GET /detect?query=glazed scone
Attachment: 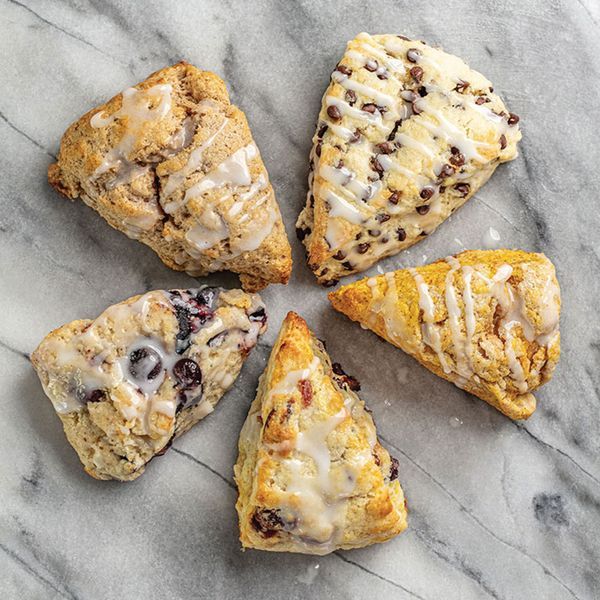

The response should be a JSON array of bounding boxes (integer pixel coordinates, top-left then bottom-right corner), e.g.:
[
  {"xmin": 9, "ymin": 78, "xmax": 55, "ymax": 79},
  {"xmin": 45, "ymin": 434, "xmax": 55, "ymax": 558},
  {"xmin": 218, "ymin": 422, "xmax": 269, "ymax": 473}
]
[
  {"xmin": 234, "ymin": 312, "xmax": 407, "ymax": 554},
  {"xmin": 31, "ymin": 287, "xmax": 267, "ymax": 481},
  {"xmin": 297, "ymin": 33, "xmax": 522, "ymax": 285},
  {"xmin": 329, "ymin": 250, "xmax": 560, "ymax": 419},
  {"xmin": 48, "ymin": 62, "xmax": 292, "ymax": 292}
]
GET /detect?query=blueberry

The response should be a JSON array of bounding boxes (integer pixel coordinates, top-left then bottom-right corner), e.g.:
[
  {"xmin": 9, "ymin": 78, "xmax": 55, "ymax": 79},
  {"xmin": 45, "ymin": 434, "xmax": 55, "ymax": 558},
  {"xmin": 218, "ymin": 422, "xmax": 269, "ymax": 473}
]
[
  {"xmin": 173, "ymin": 358, "xmax": 202, "ymax": 389},
  {"xmin": 195, "ymin": 287, "xmax": 218, "ymax": 308},
  {"xmin": 249, "ymin": 307, "xmax": 266, "ymax": 323},
  {"xmin": 128, "ymin": 347, "xmax": 162, "ymax": 381},
  {"xmin": 251, "ymin": 509, "xmax": 286, "ymax": 538},
  {"xmin": 86, "ymin": 389, "xmax": 105, "ymax": 403}
]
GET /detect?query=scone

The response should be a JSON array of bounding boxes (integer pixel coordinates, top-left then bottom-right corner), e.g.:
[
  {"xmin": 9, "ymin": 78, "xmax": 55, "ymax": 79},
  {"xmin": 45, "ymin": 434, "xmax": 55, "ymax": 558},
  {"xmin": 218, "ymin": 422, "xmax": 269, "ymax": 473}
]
[
  {"xmin": 329, "ymin": 250, "xmax": 560, "ymax": 419},
  {"xmin": 31, "ymin": 287, "xmax": 267, "ymax": 481},
  {"xmin": 297, "ymin": 33, "xmax": 522, "ymax": 285},
  {"xmin": 234, "ymin": 312, "xmax": 407, "ymax": 554},
  {"xmin": 48, "ymin": 62, "xmax": 292, "ymax": 292}
]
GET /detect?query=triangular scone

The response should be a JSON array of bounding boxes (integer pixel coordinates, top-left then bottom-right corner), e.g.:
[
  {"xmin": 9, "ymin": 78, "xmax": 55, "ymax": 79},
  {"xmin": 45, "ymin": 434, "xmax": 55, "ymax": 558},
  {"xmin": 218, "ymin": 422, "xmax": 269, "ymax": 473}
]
[
  {"xmin": 297, "ymin": 33, "xmax": 522, "ymax": 285},
  {"xmin": 31, "ymin": 287, "xmax": 267, "ymax": 481},
  {"xmin": 48, "ymin": 62, "xmax": 292, "ymax": 292},
  {"xmin": 329, "ymin": 250, "xmax": 560, "ymax": 420},
  {"xmin": 234, "ymin": 312, "xmax": 407, "ymax": 554}
]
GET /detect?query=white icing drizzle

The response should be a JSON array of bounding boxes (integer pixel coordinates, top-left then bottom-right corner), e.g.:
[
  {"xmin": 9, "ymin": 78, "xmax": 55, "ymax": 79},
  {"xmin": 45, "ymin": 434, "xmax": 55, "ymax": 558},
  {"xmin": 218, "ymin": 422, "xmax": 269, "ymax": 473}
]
[
  {"xmin": 377, "ymin": 153, "xmax": 430, "ymax": 188},
  {"xmin": 325, "ymin": 189, "xmax": 369, "ymax": 224},
  {"xmin": 163, "ymin": 143, "xmax": 258, "ymax": 214},
  {"xmin": 163, "ymin": 118, "xmax": 229, "ymax": 197},
  {"xmin": 319, "ymin": 165, "xmax": 375, "ymax": 203},
  {"xmin": 327, "ymin": 122, "xmax": 356, "ymax": 141},
  {"xmin": 394, "ymin": 132, "xmax": 436, "ymax": 159},
  {"xmin": 409, "ymin": 268, "xmax": 451, "ymax": 373},
  {"xmin": 228, "ymin": 174, "xmax": 268, "ymax": 217},
  {"xmin": 331, "ymin": 70, "xmax": 397, "ymax": 110},
  {"xmin": 91, "ymin": 84, "xmax": 173, "ymax": 181},
  {"xmin": 325, "ymin": 96, "xmax": 386, "ymax": 131}
]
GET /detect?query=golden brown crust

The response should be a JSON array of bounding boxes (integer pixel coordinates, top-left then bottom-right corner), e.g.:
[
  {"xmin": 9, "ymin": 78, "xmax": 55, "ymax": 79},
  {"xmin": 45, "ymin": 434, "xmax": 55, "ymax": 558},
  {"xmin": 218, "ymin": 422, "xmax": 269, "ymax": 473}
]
[
  {"xmin": 234, "ymin": 312, "xmax": 407, "ymax": 554},
  {"xmin": 329, "ymin": 250, "xmax": 561, "ymax": 419},
  {"xmin": 49, "ymin": 62, "xmax": 292, "ymax": 291}
]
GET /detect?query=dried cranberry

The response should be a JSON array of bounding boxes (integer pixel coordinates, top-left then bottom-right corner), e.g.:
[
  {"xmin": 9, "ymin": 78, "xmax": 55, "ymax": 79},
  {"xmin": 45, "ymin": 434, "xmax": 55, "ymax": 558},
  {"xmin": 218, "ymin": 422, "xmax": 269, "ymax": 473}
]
[
  {"xmin": 173, "ymin": 358, "xmax": 202, "ymax": 389},
  {"xmin": 389, "ymin": 457, "xmax": 399, "ymax": 481},
  {"xmin": 128, "ymin": 347, "xmax": 162, "ymax": 381},
  {"xmin": 331, "ymin": 362, "xmax": 361, "ymax": 391},
  {"xmin": 298, "ymin": 379, "xmax": 313, "ymax": 407}
]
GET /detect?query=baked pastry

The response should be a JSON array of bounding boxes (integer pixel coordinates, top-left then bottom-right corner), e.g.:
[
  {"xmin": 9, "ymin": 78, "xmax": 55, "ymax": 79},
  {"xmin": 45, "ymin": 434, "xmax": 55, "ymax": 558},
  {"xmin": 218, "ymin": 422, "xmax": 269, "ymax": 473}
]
[
  {"xmin": 329, "ymin": 250, "xmax": 560, "ymax": 419},
  {"xmin": 48, "ymin": 62, "xmax": 292, "ymax": 292},
  {"xmin": 234, "ymin": 312, "xmax": 407, "ymax": 554},
  {"xmin": 297, "ymin": 33, "xmax": 522, "ymax": 285},
  {"xmin": 31, "ymin": 286, "xmax": 267, "ymax": 481}
]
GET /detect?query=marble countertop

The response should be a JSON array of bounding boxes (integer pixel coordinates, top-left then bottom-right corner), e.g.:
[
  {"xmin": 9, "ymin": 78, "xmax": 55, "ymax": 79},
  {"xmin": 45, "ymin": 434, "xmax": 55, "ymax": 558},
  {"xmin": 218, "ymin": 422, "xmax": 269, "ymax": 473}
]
[{"xmin": 2, "ymin": 1, "xmax": 600, "ymax": 598}]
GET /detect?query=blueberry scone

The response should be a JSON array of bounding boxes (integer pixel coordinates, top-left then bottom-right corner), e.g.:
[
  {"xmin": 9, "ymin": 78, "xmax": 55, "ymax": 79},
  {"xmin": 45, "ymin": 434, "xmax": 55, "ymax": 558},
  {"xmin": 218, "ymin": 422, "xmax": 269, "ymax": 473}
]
[
  {"xmin": 234, "ymin": 312, "xmax": 407, "ymax": 554},
  {"xmin": 297, "ymin": 33, "xmax": 522, "ymax": 285},
  {"xmin": 31, "ymin": 287, "xmax": 267, "ymax": 481},
  {"xmin": 330, "ymin": 250, "xmax": 560, "ymax": 419},
  {"xmin": 48, "ymin": 62, "xmax": 292, "ymax": 292}
]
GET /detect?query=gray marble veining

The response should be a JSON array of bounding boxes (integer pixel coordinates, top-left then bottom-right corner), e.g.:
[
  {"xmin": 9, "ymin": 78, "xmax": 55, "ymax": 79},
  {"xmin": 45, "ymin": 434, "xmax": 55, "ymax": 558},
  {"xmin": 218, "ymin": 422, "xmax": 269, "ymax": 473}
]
[{"xmin": 1, "ymin": 1, "xmax": 600, "ymax": 598}]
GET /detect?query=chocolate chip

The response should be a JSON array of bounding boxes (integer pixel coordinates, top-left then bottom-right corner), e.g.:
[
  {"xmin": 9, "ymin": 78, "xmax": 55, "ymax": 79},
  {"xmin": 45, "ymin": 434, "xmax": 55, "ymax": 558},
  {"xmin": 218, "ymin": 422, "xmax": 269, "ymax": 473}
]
[
  {"xmin": 370, "ymin": 156, "xmax": 384, "ymax": 178},
  {"xmin": 380, "ymin": 236, "xmax": 389, "ymax": 244},
  {"xmin": 375, "ymin": 213, "xmax": 391, "ymax": 223},
  {"xmin": 336, "ymin": 64, "xmax": 352, "ymax": 76},
  {"xmin": 439, "ymin": 185, "xmax": 446, "ymax": 193},
  {"xmin": 251, "ymin": 509, "xmax": 286, "ymax": 537},
  {"xmin": 333, "ymin": 250, "xmax": 346, "ymax": 260},
  {"xmin": 420, "ymin": 187, "xmax": 434, "ymax": 200},
  {"xmin": 389, "ymin": 457, "xmax": 399, "ymax": 481},
  {"xmin": 416, "ymin": 205, "xmax": 430, "ymax": 215},
  {"xmin": 417, "ymin": 86, "xmax": 428, "ymax": 97},
  {"xmin": 454, "ymin": 79, "xmax": 469, "ymax": 93},
  {"xmin": 173, "ymin": 358, "xmax": 202, "ymax": 389},
  {"xmin": 388, "ymin": 191, "xmax": 401, "ymax": 205},
  {"xmin": 342, "ymin": 261, "xmax": 353, "ymax": 270},
  {"xmin": 129, "ymin": 347, "xmax": 162, "ymax": 381},
  {"xmin": 356, "ymin": 242, "xmax": 370, "ymax": 254},
  {"xmin": 323, "ymin": 279, "xmax": 339, "ymax": 287},
  {"xmin": 388, "ymin": 120, "xmax": 402, "ymax": 141},
  {"xmin": 449, "ymin": 150, "xmax": 465, "ymax": 167},
  {"xmin": 438, "ymin": 164, "xmax": 455, "ymax": 178},
  {"xmin": 362, "ymin": 103, "xmax": 378, "ymax": 114},
  {"xmin": 376, "ymin": 142, "xmax": 394, "ymax": 154},
  {"xmin": 327, "ymin": 105, "xmax": 341, "ymax": 121},
  {"xmin": 475, "ymin": 96, "xmax": 490, "ymax": 105},
  {"xmin": 397, "ymin": 35, "xmax": 411, "ymax": 41},
  {"xmin": 412, "ymin": 100, "xmax": 423, "ymax": 115},
  {"xmin": 499, "ymin": 134, "xmax": 507, "ymax": 150},
  {"xmin": 350, "ymin": 129, "xmax": 361, "ymax": 143},
  {"xmin": 410, "ymin": 66, "xmax": 424, "ymax": 82},
  {"xmin": 407, "ymin": 48, "xmax": 421, "ymax": 63},
  {"xmin": 315, "ymin": 141, "xmax": 322, "ymax": 157},
  {"xmin": 396, "ymin": 227, "xmax": 407, "ymax": 241},
  {"xmin": 377, "ymin": 69, "xmax": 389, "ymax": 80},
  {"xmin": 317, "ymin": 124, "xmax": 328, "ymax": 138},
  {"xmin": 345, "ymin": 89, "xmax": 357, "ymax": 105},
  {"xmin": 507, "ymin": 113, "xmax": 520, "ymax": 126},
  {"xmin": 454, "ymin": 183, "xmax": 470, "ymax": 197},
  {"xmin": 364, "ymin": 59, "xmax": 378, "ymax": 72},
  {"xmin": 368, "ymin": 229, "xmax": 381, "ymax": 237}
]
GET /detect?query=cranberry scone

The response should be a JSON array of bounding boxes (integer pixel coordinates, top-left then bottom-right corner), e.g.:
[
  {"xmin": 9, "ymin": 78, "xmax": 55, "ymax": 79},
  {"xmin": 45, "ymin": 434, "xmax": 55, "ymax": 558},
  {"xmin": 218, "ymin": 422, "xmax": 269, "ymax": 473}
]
[
  {"xmin": 234, "ymin": 312, "xmax": 407, "ymax": 554},
  {"xmin": 31, "ymin": 287, "xmax": 267, "ymax": 481},
  {"xmin": 330, "ymin": 250, "xmax": 560, "ymax": 419},
  {"xmin": 48, "ymin": 62, "xmax": 292, "ymax": 292},
  {"xmin": 297, "ymin": 33, "xmax": 522, "ymax": 285}
]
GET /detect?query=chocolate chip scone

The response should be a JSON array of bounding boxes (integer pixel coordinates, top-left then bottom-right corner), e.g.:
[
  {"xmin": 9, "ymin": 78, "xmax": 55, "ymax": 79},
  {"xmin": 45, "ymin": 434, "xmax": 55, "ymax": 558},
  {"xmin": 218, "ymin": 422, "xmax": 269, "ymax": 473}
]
[
  {"xmin": 48, "ymin": 62, "xmax": 292, "ymax": 292},
  {"xmin": 31, "ymin": 287, "xmax": 267, "ymax": 481},
  {"xmin": 297, "ymin": 33, "xmax": 522, "ymax": 285},
  {"xmin": 234, "ymin": 312, "xmax": 407, "ymax": 554},
  {"xmin": 330, "ymin": 250, "xmax": 560, "ymax": 419}
]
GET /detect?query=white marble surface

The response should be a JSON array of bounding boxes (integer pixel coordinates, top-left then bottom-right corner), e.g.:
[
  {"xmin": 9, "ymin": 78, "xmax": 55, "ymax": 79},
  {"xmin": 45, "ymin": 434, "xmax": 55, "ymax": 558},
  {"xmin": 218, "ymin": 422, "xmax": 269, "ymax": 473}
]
[{"xmin": 1, "ymin": 1, "xmax": 600, "ymax": 598}]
